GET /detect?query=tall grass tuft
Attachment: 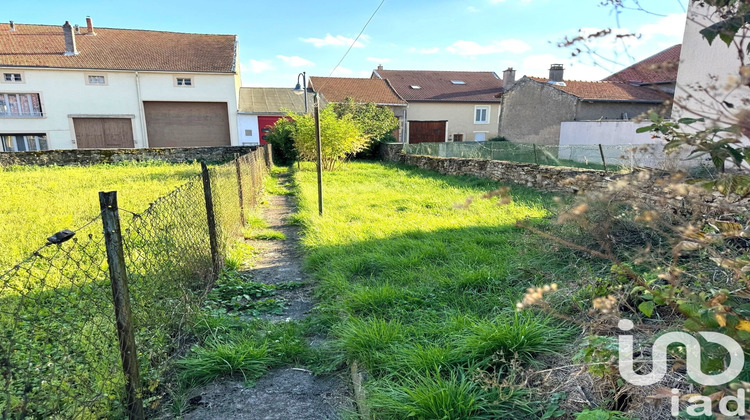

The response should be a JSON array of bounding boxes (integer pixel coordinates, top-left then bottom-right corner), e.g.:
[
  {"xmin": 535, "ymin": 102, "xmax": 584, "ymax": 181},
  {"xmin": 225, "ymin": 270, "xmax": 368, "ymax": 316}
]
[{"xmin": 177, "ymin": 338, "xmax": 271, "ymax": 386}]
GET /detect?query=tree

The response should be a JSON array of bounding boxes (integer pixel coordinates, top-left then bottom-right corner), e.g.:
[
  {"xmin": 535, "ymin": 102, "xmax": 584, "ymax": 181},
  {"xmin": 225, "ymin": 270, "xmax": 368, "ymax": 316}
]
[
  {"xmin": 266, "ymin": 117, "xmax": 297, "ymax": 165},
  {"xmin": 331, "ymin": 98, "xmax": 399, "ymax": 142},
  {"xmin": 286, "ymin": 105, "xmax": 367, "ymax": 171}
]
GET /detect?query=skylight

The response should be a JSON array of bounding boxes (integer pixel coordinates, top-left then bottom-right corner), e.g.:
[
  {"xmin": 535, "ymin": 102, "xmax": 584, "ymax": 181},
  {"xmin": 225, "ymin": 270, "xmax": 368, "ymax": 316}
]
[
  {"xmin": 451, "ymin": 80, "xmax": 466, "ymax": 85},
  {"xmin": 410, "ymin": 85, "xmax": 421, "ymax": 89}
]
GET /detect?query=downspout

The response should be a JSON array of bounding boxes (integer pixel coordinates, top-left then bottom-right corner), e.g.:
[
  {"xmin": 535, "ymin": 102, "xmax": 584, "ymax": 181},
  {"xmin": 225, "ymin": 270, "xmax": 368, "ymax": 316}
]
[{"xmin": 135, "ymin": 72, "xmax": 148, "ymax": 147}]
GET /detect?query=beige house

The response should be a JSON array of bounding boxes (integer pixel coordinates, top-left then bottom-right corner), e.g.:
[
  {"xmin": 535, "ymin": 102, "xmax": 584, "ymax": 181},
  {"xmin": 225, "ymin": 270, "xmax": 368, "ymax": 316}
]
[
  {"xmin": 0, "ymin": 18, "xmax": 240, "ymax": 151},
  {"xmin": 371, "ymin": 67, "xmax": 505, "ymax": 143}
]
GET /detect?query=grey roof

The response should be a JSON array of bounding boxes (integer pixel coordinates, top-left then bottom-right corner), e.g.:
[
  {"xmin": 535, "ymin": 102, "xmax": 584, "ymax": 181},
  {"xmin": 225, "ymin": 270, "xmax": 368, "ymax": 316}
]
[{"xmin": 238, "ymin": 87, "xmax": 320, "ymax": 114}]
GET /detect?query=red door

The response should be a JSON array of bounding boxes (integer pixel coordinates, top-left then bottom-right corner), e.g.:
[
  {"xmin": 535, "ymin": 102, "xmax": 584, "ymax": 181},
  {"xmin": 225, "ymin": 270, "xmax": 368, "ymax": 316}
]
[{"xmin": 258, "ymin": 116, "xmax": 284, "ymax": 145}]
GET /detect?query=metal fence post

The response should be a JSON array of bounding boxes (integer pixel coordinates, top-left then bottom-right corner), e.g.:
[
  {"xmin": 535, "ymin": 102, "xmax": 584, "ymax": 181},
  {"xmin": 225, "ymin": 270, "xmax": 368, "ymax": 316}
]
[
  {"xmin": 200, "ymin": 162, "xmax": 221, "ymax": 277},
  {"xmin": 99, "ymin": 191, "xmax": 145, "ymax": 420},
  {"xmin": 234, "ymin": 154, "xmax": 246, "ymax": 227},
  {"xmin": 533, "ymin": 144, "xmax": 539, "ymax": 165},
  {"xmin": 598, "ymin": 144, "xmax": 608, "ymax": 173}
]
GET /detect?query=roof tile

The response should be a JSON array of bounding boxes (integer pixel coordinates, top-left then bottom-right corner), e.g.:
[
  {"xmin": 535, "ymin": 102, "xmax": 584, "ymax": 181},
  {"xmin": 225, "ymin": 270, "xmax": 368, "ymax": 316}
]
[
  {"xmin": 373, "ymin": 69, "xmax": 503, "ymax": 103},
  {"xmin": 603, "ymin": 44, "xmax": 681, "ymax": 84},
  {"xmin": 308, "ymin": 76, "xmax": 406, "ymax": 105},
  {"xmin": 527, "ymin": 77, "xmax": 670, "ymax": 102},
  {"xmin": 238, "ymin": 87, "xmax": 317, "ymax": 114}
]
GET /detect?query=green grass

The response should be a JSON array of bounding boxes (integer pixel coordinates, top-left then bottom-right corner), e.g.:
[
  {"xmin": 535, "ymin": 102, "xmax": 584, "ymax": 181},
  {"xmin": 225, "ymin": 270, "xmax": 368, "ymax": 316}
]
[
  {"xmin": 293, "ymin": 161, "xmax": 586, "ymax": 417},
  {"xmin": 243, "ymin": 228, "xmax": 287, "ymax": 241},
  {"xmin": 0, "ymin": 161, "xmax": 199, "ymax": 271}
]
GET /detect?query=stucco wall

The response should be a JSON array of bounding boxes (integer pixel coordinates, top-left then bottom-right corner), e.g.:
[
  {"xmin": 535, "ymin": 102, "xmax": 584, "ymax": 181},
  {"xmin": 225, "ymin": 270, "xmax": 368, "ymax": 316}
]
[
  {"xmin": 0, "ymin": 68, "xmax": 240, "ymax": 150},
  {"xmin": 238, "ymin": 115, "xmax": 261, "ymax": 145},
  {"xmin": 575, "ymin": 101, "xmax": 655, "ymax": 121},
  {"xmin": 673, "ymin": 2, "xmax": 749, "ymax": 133},
  {"xmin": 498, "ymin": 78, "xmax": 577, "ymax": 146},
  {"xmin": 406, "ymin": 102, "xmax": 500, "ymax": 142}
]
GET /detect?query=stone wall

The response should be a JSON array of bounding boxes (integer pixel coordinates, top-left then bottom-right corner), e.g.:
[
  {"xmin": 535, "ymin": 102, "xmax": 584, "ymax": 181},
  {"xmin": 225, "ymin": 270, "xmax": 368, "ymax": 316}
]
[
  {"xmin": 0, "ymin": 146, "xmax": 261, "ymax": 167},
  {"xmin": 379, "ymin": 143, "xmax": 405, "ymax": 162}
]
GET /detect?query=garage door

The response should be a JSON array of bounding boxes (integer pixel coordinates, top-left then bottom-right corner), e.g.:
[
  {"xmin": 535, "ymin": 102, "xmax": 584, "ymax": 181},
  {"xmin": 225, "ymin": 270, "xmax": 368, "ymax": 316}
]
[
  {"xmin": 73, "ymin": 118, "xmax": 134, "ymax": 149},
  {"xmin": 144, "ymin": 102, "xmax": 230, "ymax": 148},
  {"xmin": 409, "ymin": 121, "xmax": 447, "ymax": 144}
]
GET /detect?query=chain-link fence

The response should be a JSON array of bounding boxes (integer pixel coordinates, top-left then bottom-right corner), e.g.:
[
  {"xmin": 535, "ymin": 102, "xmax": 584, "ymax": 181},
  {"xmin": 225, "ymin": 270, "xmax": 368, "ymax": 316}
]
[
  {"xmin": 0, "ymin": 146, "xmax": 271, "ymax": 419},
  {"xmin": 402, "ymin": 141, "xmax": 698, "ymax": 172}
]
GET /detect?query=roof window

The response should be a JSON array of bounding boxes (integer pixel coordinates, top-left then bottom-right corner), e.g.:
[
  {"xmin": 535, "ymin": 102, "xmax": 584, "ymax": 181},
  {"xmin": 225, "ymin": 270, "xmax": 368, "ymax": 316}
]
[
  {"xmin": 451, "ymin": 80, "xmax": 466, "ymax": 85},
  {"xmin": 410, "ymin": 85, "xmax": 421, "ymax": 89}
]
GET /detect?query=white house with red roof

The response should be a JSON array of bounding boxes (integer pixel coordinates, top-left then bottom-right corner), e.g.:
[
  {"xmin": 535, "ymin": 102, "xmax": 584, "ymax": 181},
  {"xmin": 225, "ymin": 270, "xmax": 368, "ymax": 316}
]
[
  {"xmin": 372, "ymin": 66, "xmax": 506, "ymax": 143},
  {"xmin": 0, "ymin": 19, "xmax": 241, "ymax": 152}
]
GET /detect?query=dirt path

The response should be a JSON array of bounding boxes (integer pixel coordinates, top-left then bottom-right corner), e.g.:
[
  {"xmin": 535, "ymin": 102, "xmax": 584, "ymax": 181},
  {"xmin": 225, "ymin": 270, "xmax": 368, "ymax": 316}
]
[{"xmin": 184, "ymin": 173, "xmax": 350, "ymax": 420}]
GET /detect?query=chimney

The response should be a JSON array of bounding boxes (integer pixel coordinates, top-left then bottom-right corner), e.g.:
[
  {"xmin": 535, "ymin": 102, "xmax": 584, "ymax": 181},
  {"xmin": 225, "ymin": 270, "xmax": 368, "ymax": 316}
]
[
  {"xmin": 74, "ymin": 24, "xmax": 80, "ymax": 34},
  {"xmin": 549, "ymin": 64, "xmax": 564, "ymax": 82},
  {"xmin": 9, "ymin": 21, "xmax": 15, "ymax": 31},
  {"xmin": 86, "ymin": 16, "xmax": 95, "ymax": 35},
  {"xmin": 62, "ymin": 21, "xmax": 78, "ymax": 56},
  {"xmin": 377, "ymin": 64, "xmax": 384, "ymax": 71},
  {"xmin": 502, "ymin": 67, "xmax": 516, "ymax": 89}
]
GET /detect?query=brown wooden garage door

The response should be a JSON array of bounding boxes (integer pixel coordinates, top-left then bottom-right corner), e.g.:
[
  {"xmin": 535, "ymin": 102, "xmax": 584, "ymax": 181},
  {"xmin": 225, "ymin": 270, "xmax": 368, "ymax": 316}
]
[
  {"xmin": 144, "ymin": 102, "xmax": 230, "ymax": 148},
  {"xmin": 409, "ymin": 121, "xmax": 447, "ymax": 143},
  {"xmin": 73, "ymin": 118, "xmax": 134, "ymax": 149}
]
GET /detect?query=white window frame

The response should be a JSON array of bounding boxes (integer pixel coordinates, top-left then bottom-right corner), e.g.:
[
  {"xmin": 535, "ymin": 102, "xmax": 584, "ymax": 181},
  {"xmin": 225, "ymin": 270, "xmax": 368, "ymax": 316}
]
[
  {"xmin": 174, "ymin": 76, "xmax": 194, "ymax": 87},
  {"xmin": 473, "ymin": 131, "xmax": 489, "ymax": 142},
  {"xmin": 0, "ymin": 93, "xmax": 43, "ymax": 117},
  {"xmin": 1, "ymin": 72, "xmax": 24, "ymax": 84},
  {"xmin": 474, "ymin": 106, "xmax": 489, "ymax": 124},
  {"xmin": 1, "ymin": 133, "xmax": 49, "ymax": 152},
  {"xmin": 85, "ymin": 74, "xmax": 108, "ymax": 86}
]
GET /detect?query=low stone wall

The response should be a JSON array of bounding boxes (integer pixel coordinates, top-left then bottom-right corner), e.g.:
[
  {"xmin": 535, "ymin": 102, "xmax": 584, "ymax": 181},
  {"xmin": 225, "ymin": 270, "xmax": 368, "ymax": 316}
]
[
  {"xmin": 0, "ymin": 146, "xmax": 261, "ymax": 167},
  {"xmin": 379, "ymin": 143, "xmax": 405, "ymax": 162}
]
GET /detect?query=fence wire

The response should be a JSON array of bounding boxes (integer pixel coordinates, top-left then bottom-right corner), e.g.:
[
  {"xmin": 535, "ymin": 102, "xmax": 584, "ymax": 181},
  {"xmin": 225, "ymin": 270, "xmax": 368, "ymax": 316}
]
[
  {"xmin": 0, "ymin": 146, "xmax": 271, "ymax": 418},
  {"xmin": 402, "ymin": 141, "xmax": 701, "ymax": 171}
]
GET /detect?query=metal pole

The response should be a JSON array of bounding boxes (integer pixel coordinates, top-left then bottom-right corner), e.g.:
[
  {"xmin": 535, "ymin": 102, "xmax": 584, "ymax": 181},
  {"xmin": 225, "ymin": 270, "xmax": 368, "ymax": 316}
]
[
  {"xmin": 533, "ymin": 144, "xmax": 539, "ymax": 165},
  {"xmin": 598, "ymin": 144, "xmax": 608, "ymax": 173},
  {"xmin": 201, "ymin": 162, "xmax": 221, "ymax": 277},
  {"xmin": 302, "ymin": 72, "xmax": 308, "ymax": 115},
  {"xmin": 99, "ymin": 191, "xmax": 144, "ymax": 420},
  {"xmin": 314, "ymin": 92, "xmax": 323, "ymax": 216},
  {"xmin": 234, "ymin": 153, "xmax": 246, "ymax": 227}
]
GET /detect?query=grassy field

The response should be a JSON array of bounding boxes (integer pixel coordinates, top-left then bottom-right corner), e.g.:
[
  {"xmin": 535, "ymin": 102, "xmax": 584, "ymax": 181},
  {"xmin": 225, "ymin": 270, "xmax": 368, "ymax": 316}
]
[
  {"xmin": 293, "ymin": 161, "xmax": 588, "ymax": 418},
  {"xmin": 0, "ymin": 161, "xmax": 199, "ymax": 271}
]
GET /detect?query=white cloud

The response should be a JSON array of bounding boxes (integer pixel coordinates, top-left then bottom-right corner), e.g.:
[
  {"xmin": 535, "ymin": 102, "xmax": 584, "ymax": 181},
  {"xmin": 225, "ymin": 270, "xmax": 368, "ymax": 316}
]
[
  {"xmin": 301, "ymin": 34, "xmax": 366, "ymax": 48},
  {"xmin": 638, "ymin": 13, "xmax": 686, "ymax": 41},
  {"xmin": 467, "ymin": 6, "xmax": 479, "ymax": 12},
  {"xmin": 408, "ymin": 47, "xmax": 440, "ymax": 54},
  {"xmin": 446, "ymin": 39, "xmax": 531, "ymax": 56},
  {"xmin": 330, "ymin": 66, "xmax": 354, "ymax": 77},
  {"xmin": 277, "ymin": 55, "xmax": 315, "ymax": 67},
  {"xmin": 247, "ymin": 59, "xmax": 273, "ymax": 74},
  {"xmin": 520, "ymin": 53, "xmax": 609, "ymax": 80},
  {"xmin": 366, "ymin": 57, "xmax": 391, "ymax": 63}
]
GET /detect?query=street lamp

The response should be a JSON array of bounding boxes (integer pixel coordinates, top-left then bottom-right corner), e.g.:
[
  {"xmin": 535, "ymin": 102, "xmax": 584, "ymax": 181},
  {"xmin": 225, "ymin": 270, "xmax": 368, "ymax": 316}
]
[{"xmin": 294, "ymin": 72, "xmax": 323, "ymax": 216}]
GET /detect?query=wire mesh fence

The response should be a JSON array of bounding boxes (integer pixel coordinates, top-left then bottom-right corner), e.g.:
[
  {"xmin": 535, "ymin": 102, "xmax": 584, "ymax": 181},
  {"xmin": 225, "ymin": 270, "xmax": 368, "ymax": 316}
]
[
  {"xmin": 0, "ymin": 146, "xmax": 271, "ymax": 419},
  {"xmin": 402, "ymin": 141, "xmax": 696, "ymax": 172}
]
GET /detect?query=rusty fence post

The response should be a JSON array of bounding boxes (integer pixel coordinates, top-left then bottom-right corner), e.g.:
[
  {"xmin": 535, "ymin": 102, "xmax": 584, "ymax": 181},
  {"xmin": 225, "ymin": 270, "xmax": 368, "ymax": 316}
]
[
  {"xmin": 99, "ymin": 191, "xmax": 145, "ymax": 420},
  {"xmin": 200, "ymin": 162, "xmax": 221, "ymax": 278},
  {"xmin": 598, "ymin": 144, "xmax": 608, "ymax": 173},
  {"xmin": 234, "ymin": 154, "xmax": 246, "ymax": 227}
]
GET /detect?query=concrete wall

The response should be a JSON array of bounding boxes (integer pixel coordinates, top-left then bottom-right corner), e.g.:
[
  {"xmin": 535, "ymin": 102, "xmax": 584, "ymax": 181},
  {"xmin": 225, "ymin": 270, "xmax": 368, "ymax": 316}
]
[
  {"xmin": 673, "ymin": 1, "xmax": 749, "ymax": 133},
  {"xmin": 575, "ymin": 101, "xmax": 655, "ymax": 121},
  {"xmin": 0, "ymin": 68, "xmax": 240, "ymax": 150},
  {"xmin": 499, "ymin": 78, "xmax": 577, "ymax": 146},
  {"xmin": 0, "ymin": 145, "xmax": 259, "ymax": 167},
  {"xmin": 406, "ymin": 102, "xmax": 500, "ymax": 143}
]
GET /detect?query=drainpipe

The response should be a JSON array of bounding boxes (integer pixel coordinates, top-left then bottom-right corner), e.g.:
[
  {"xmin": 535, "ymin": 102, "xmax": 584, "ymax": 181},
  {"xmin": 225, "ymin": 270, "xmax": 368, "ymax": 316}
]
[{"xmin": 134, "ymin": 72, "xmax": 148, "ymax": 147}]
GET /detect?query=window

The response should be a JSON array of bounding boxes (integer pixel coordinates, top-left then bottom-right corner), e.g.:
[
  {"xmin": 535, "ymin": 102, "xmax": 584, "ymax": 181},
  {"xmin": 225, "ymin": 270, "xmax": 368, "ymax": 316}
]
[
  {"xmin": 474, "ymin": 132, "xmax": 487, "ymax": 142},
  {"xmin": 1, "ymin": 134, "xmax": 48, "ymax": 152},
  {"xmin": 0, "ymin": 93, "xmax": 43, "ymax": 117},
  {"xmin": 450, "ymin": 80, "xmax": 466, "ymax": 85},
  {"xmin": 176, "ymin": 77, "xmax": 193, "ymax": 87},
  {"xmin": 3, "ymin": 73, "xmax": 23, "ymax": 83},
  {"xmin": 453, "ymin": 134, "xmax": 464, "ymax": 142},
  {"xmin": 409, "ymin": 85, "xmax": 421, "ymax": 89},
  {"xmin": 86, "ymin": 74, "xmax": 107, "ymax": 85},
  {"xmin": 244, "ymin": 129, "xmax": 253, "ymax": 136},
  {"xmin": 474, "ymin": 106, "xmax": 489, "ymax": 124}
]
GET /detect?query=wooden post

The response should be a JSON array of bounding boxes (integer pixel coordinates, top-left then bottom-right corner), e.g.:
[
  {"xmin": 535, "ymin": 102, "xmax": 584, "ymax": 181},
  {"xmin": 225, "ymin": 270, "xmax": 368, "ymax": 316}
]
[
  {"xmin": 201, "ymin": 162, "xmax": 221, "ymax": 277},
  {"xmin": 99, "ymin": 191, "xmax": 144, "ymax": 420},
  {"xmin": 532, "ymin": 144, "xmax": 539, "ymax": 165},
  {"xmin": 248, "ymin": 153, "xmax": 258, "ymax": 207},
  {"xmin": 234, "ymin": 154, "xmax": 246, "ymax": 227},
  {"xmin": 598, "ymin": 144, "xmax": 608, "ymax": 173}
]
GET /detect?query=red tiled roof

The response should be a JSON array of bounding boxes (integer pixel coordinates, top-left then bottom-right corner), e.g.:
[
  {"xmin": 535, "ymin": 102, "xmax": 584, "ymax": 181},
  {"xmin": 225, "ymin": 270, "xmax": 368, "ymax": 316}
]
[
  {"xmin": 372, "ymin": 69, "xmax": 503, "ymax": 103},
  {"xmin": 527, "ymin": 77, "xmax": 670, "ymax": 102},
  {"xmin": 603, "ymin": 44, "xmax": 681, "ymax": 84},
  {"xmin": 0, "ymin": 22, "xmax": 236, "ymax": 73},
  {"xmin": 308, "ymin": 76, "xmax": 406, "ymax": 105}
]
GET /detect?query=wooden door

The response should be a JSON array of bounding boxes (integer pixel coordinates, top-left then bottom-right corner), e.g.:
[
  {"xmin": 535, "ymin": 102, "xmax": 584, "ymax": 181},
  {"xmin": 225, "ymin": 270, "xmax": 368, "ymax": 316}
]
[
  {"xmin": 74, "ymin": 118, "xmax": 134, "ymax": 149},
  {"xmin": 144, "ymin": 102, "xmax": 230, "ymax": 148},
  {"xmin": 409, "ymin": 121, "xmax": 447, "ymax": 143}
]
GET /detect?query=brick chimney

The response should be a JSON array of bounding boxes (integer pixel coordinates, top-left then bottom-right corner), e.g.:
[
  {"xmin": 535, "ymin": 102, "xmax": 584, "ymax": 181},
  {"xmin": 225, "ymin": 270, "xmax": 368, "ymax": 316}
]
[
  {"xmin": 377, "ymin": 64, "xmax": 384, "ymax": 71},
  {"xmin": 63, "ymin": 21, "xmax": 78, "ymax": 56},
  {"xmin": 549, "ymin": 64, "xmax": 564, "ymax": 82},
  {"xmin": 9, "ymin": 21, "xmax": 15, "ymax": 31},
  {"xmin": 502, "ymin": 67, "xmax": 516, "ymax": 89},
  {"xmin": 86, "ymin": 16, "xmax": 96, "ymax": 35}
]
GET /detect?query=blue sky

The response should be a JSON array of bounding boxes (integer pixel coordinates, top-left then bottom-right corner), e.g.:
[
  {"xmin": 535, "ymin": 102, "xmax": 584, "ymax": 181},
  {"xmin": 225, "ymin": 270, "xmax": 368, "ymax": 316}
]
[{"xmin": 4, "ymin": 0, "xmax": 688, "ymax": 87}]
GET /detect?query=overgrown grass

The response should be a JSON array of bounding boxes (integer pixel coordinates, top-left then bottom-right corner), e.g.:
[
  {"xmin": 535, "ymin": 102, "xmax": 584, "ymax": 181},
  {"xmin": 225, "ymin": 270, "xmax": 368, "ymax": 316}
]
[
  {"xmin": 294, "ymin": 161, "xmax": 586, "ymax": 417},
  {"xmin": 0, "ymin": 161, "xmax": 199, "ymax": 270}
]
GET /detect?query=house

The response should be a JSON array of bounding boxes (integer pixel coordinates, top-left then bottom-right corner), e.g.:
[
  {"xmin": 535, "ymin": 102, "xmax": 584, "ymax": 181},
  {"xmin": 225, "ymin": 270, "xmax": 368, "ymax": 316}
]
[
  {"xmin": 604, "ymin": 44, "xmax": 682, "ymax": 94},
  {"xmin": 372, "ymin": 66, "xmax": 505, "ymax": 143},
  {"xmin": 237, "ymin": 87, "xmax": 316, "ymax": 145},
  {"xmin": 308, "ymin": 76, "xmax": 407, "ymax": 142},
  {"xmin": 498, "ymin": 65, "xmax": 670, "ymax": 146},
  {"xmin": 0, "ymin": 19, "xmax": 240, "ymax": 152}
]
